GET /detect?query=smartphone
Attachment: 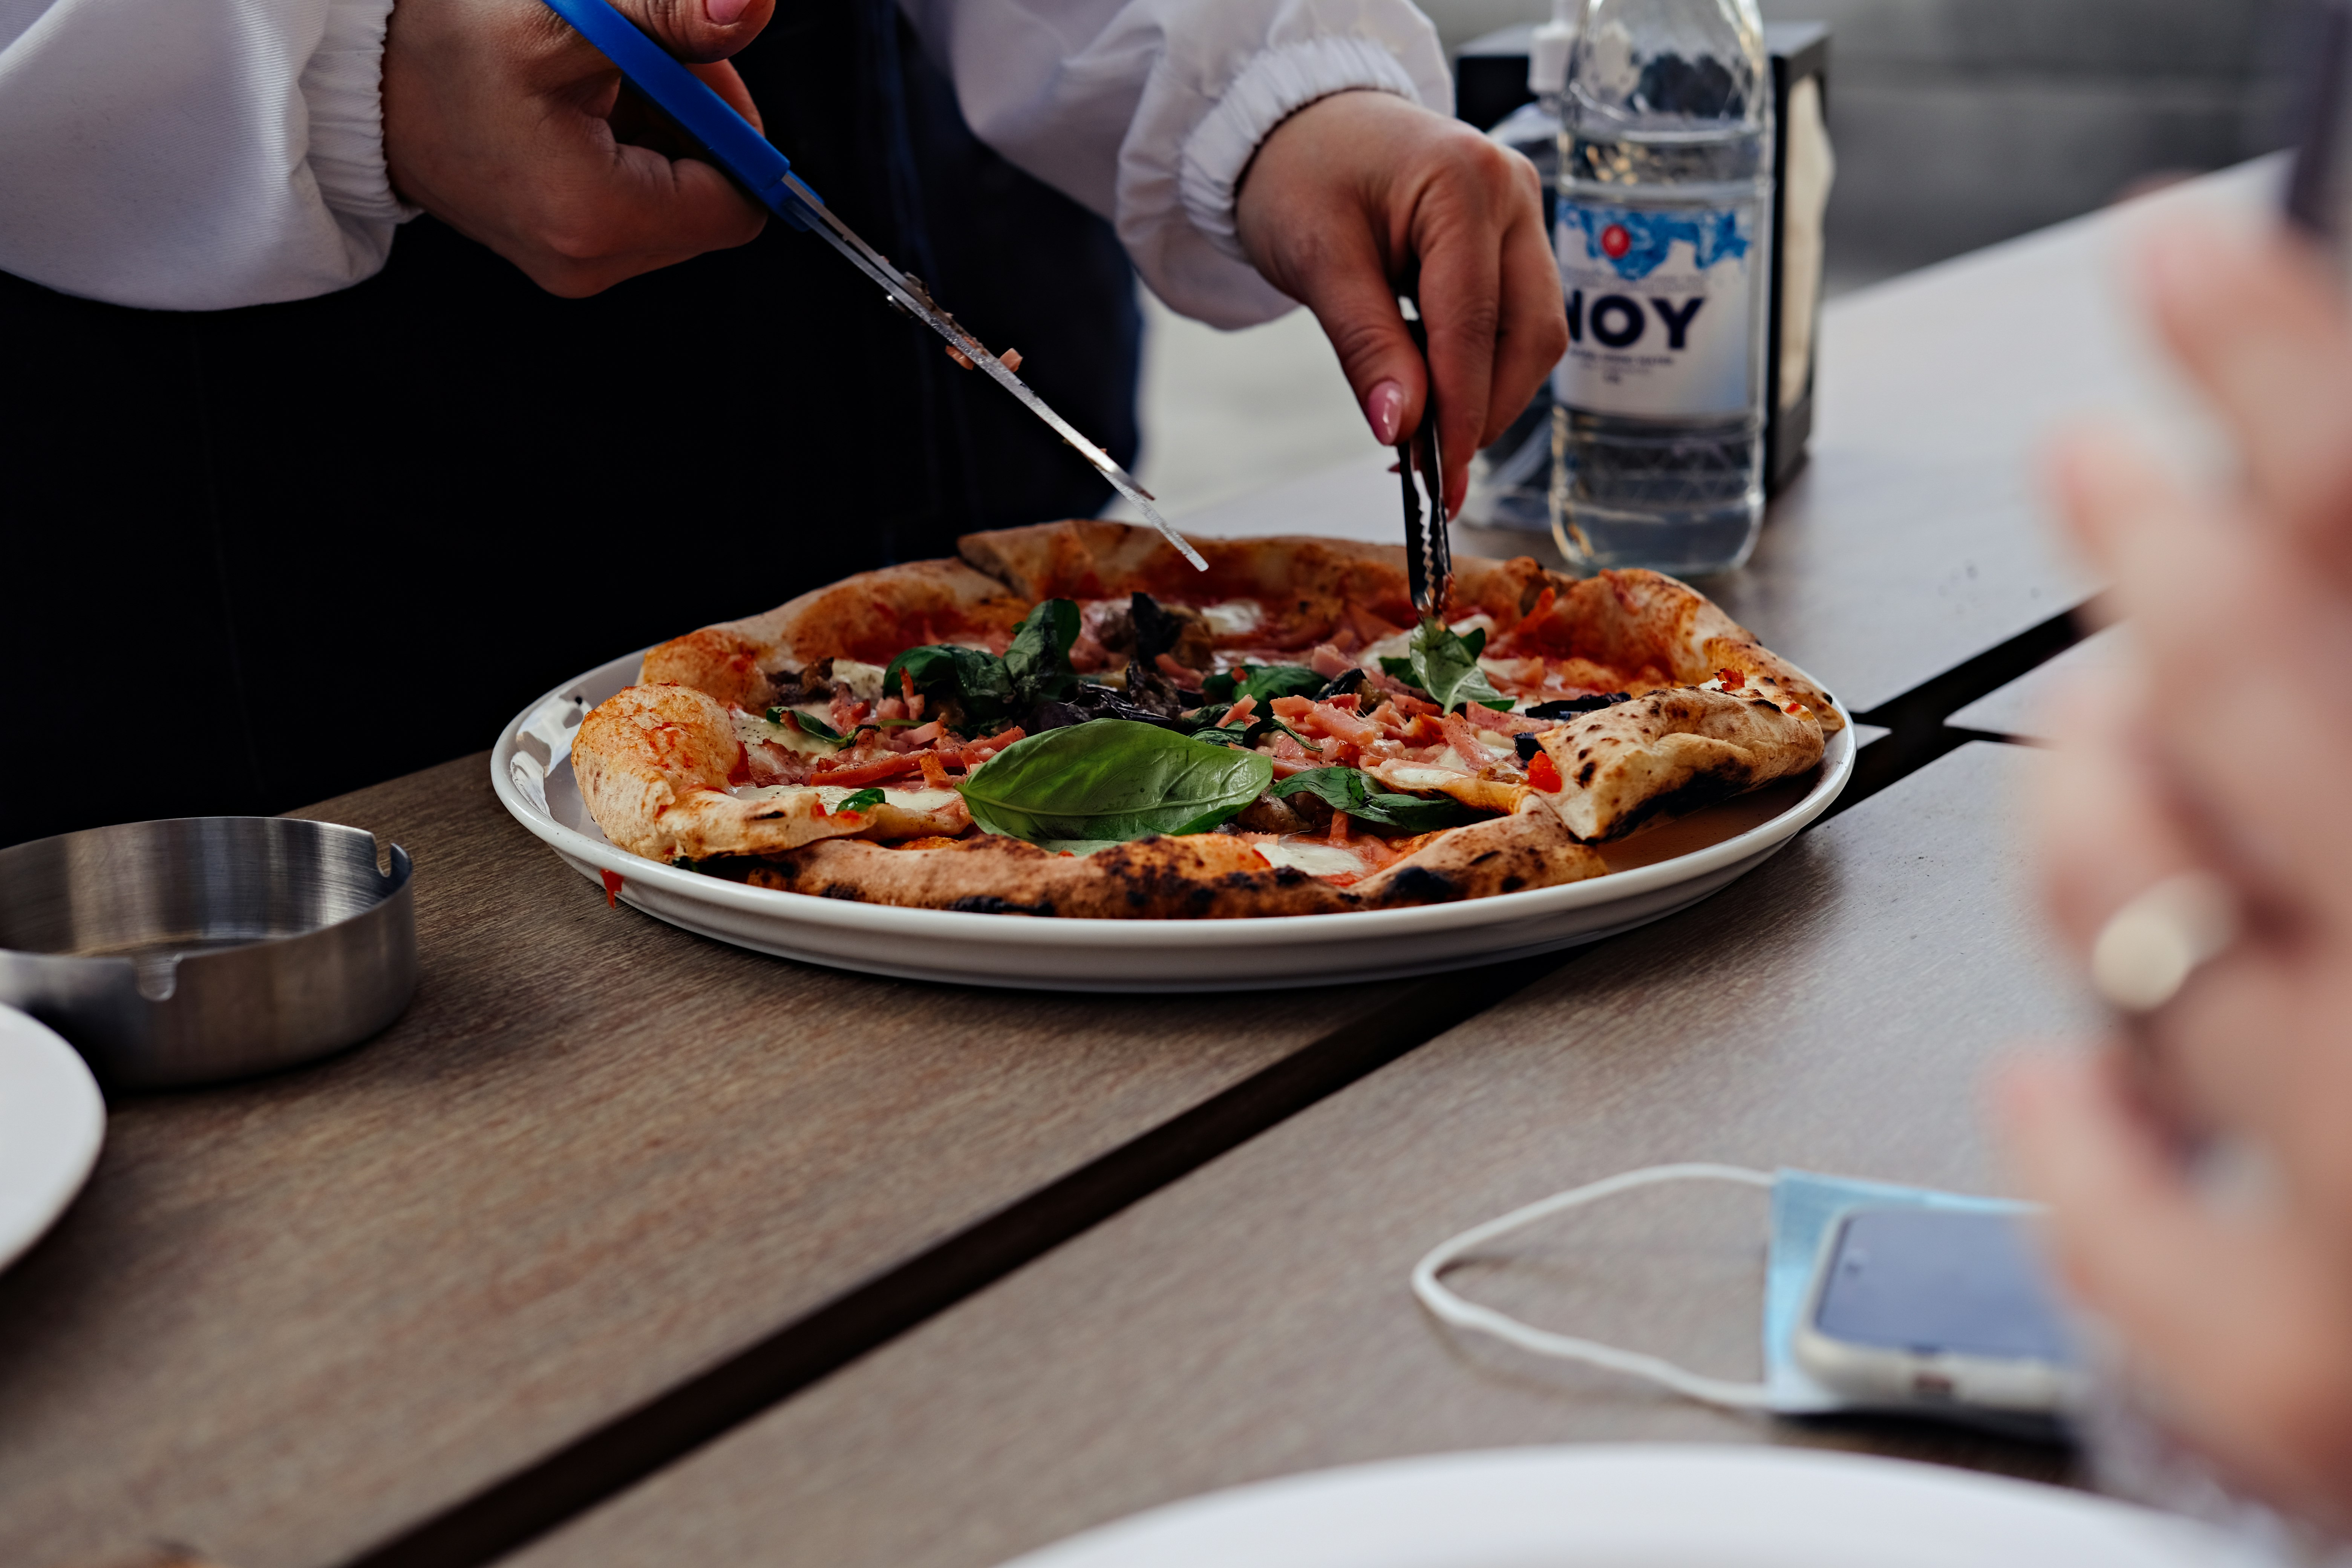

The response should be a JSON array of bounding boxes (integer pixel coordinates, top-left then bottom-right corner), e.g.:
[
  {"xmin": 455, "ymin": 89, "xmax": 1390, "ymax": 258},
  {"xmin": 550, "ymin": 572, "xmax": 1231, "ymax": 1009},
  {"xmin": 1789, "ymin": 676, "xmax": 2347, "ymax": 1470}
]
[{"xmin": 1792, "ymin": 1207, "xmax": 2087, "ymax": 1424}]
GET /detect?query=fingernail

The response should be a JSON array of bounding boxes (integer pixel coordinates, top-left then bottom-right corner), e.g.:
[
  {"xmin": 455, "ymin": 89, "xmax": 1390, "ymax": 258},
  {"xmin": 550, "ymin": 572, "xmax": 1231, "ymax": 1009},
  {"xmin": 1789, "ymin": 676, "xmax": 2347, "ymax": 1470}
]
[
  {"xmin": 706, "ymin": 0, "xmax": 750, "ymax": 23},
  {"xmin": 1366, "ymin": 380, "xmax": 1406, "ymax": 445}
]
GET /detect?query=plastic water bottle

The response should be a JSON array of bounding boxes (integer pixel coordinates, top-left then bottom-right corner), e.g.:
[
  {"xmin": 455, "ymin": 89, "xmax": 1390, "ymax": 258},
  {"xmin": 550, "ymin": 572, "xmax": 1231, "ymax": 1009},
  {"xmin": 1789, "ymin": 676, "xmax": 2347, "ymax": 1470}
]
[
  {"xmin": 1551, "ymin": 0, "xmax": 1773, "ymax": 576},
  {"xmin": 1462, "ymin": 12, "xmax": 1576, "ymax": 534}
]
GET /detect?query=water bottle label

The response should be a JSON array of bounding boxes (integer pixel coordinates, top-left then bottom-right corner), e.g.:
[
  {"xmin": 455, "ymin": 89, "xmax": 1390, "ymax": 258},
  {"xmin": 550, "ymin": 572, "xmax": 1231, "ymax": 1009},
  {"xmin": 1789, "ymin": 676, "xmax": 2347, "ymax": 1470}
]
[{"xmin": 1553, "ymin": 201, "xmax": 1759, "ymax": 419}]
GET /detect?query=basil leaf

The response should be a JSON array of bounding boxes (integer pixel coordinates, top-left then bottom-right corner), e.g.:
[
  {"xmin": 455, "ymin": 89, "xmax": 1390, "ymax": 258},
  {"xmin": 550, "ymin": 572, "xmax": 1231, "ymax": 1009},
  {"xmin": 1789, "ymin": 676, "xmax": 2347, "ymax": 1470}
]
[
  {"xmin": 1004, "ymin": 599, "xmax": 1081, "ymax": 706},
  {"xmin": 959, "ymin": 719, "xmax": 1273, "ymax": 843},
  {"xmin": 1200, "ymin": 663, "xmax": 1323, "ymax": 706},
  {"xmin": 1268, "ymin": 767, "xmax": 1477, "ymax": 832},
  {"xmin": 884, "ymin": 600, "xmax": 1079, "ymax": 737},
  {"xmin": 1385, "ymin": 618, "xmax": 1513, "ymax": 713},
  {"xmin": 884, "ymin": 643, "xmax": 1017, "ymax": 731},
  {"xmin": 831, "ymin": 787, "xmax": 886, "ymax": 815}
]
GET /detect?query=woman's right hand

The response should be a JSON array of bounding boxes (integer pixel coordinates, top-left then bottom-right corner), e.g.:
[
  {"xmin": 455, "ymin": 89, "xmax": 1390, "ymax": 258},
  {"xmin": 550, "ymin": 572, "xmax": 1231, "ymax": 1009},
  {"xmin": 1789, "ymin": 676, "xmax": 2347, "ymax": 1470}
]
[
  {"xmin": 2005, "ymin": 222, "xmax": 2352, "ymax": 1525},
  {"xmin": 382, "ymin": 0, "xmax": 775, "ymax": 295}
]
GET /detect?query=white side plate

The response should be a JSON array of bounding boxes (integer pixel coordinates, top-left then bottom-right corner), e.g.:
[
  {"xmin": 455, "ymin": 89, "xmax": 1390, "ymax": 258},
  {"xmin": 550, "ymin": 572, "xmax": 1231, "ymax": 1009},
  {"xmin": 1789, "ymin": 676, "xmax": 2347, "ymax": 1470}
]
[
  {"xmin": 0, "ymin": 1005, "xmax": 105, "ymax": 1273},
  {"xmin": 996, "ymin": 1446, "xmax": 2241, "ymax": 1568},
  {"xmin": 492, "ymin": 651, "xmax": 1854, "ymax": 991}
]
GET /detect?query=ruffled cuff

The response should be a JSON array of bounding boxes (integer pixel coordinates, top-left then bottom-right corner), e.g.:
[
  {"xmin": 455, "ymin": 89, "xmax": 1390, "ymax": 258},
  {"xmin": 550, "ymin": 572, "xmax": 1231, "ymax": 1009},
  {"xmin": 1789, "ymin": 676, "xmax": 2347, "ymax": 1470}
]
[
  {"xmin": 1176, "ymin": 35, "xmax": 1423, "ymax": 266},
  {"xmin": 300, "ymin": 0, "xmax": 420, "ymax": 226}
]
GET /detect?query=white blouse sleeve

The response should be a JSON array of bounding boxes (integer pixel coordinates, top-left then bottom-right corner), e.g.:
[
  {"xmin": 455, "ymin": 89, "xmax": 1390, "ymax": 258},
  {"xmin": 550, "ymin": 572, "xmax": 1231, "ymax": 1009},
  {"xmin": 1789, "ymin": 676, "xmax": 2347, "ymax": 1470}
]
[
  {"xmin": 0, "ymin": 0, "xmax": 413, "ymax": 310},
  {"xmin": 900, "ymin": 0, "xmax": 1453, "ymax": 329}
]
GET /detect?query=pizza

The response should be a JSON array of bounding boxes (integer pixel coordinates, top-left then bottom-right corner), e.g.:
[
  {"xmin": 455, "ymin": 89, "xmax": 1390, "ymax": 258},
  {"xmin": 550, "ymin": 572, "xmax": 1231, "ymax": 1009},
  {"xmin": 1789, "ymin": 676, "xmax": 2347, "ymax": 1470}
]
[{"xmin": 570, "ymin": 521, "xmax": 1841, "ymax": 919}]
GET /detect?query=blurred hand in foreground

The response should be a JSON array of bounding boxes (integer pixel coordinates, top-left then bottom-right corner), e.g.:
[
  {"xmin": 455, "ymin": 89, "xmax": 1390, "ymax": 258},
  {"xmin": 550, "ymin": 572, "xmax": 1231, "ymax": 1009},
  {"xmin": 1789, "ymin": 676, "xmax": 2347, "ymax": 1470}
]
[
  {"xmin": 1236, "ymin": 90, "xmax": 1568, "ymax": 516},
  {"xmin": 2004, "ymin": 222, "xmax": 2352, "ymax": 1526},
  {"xmin": 383, "ymin": 0, "xmax": 774, "ymax": 296}
]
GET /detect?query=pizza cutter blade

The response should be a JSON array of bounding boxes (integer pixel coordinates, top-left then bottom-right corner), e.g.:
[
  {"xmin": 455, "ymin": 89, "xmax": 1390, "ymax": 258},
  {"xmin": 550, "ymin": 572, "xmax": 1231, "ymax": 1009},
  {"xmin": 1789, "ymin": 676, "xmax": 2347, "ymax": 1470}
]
[
  {"xmin": 537, "ymin": 0, "xmax": 1207, "ymax": 573},
  {"xmin": 1397, "ymin": 317, "xmax": 1452, "ymax": 619}
]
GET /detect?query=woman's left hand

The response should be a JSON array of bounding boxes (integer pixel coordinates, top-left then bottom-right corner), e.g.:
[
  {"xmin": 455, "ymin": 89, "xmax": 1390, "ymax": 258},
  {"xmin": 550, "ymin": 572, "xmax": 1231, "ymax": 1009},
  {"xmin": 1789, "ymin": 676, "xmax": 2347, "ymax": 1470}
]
[{"xmin": 1236, "ymin": 90, "xmax": 1566, "ymax": 514}]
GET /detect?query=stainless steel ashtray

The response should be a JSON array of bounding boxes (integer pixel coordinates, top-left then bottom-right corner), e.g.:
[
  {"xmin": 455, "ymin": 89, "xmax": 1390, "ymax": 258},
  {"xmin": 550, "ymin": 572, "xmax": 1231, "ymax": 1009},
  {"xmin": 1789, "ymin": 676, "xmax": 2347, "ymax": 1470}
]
[{"xmin": 0, "ymin": 818, "xmax": 416, "ymax": 1089}]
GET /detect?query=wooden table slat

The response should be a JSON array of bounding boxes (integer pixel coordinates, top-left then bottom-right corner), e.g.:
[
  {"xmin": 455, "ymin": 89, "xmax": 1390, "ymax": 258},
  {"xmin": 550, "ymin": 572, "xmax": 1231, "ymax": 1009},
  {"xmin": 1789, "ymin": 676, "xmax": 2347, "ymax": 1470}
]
[
  {"xmin": 509, "ymin": 743, "xmax": 2101, "ymax": 1568},
  {"xmin": 0, "ymin": 757, "xmax": 1445, "ymax": 1568}
]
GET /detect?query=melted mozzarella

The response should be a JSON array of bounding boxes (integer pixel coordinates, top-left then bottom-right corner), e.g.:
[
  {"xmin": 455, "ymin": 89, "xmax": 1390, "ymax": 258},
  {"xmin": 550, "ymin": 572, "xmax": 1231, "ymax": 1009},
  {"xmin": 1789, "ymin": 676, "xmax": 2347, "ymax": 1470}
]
[
  {"xmin": 1254, "ymin": 840, "xmax": 1367, "ymax": 878},
  {"xmin": 733, "ymin": 710, "xmax": 836, "ymax": 757},
  {"xmin": 824, "ymin": 785, "xmax": 960, "ymax": 813},
  {"xmin": 730, "ymin": 783, "xmax": 962, "ymax": 814},
  {"xmin": 1199, "ymin": 599, "xmax": 1265, "ymax": 637},
  {"xmin": 830, "ymin": 659, "xmax": 888, "ymax": 701},
  {"xmin": 1380, "ymin": 765, "xmax": 1470, "ymax": 790},
  {"xmin": 733, "ymin": 784, "xmax": 821, "ymax": 807}
]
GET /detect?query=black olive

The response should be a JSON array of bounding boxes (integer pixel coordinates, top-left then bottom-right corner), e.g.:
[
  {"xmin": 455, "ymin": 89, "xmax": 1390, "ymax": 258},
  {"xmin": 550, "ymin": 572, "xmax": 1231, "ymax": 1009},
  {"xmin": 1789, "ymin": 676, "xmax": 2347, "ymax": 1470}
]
[
  {"xmin": 1513, "ymin": 733, "xmax": 1542, "ymax": 763},
  {"xmin": 1023, "ymin": 684, "xmax": 1190, "ymax": 734},
  {"xmin": 1313, "ymin": 667, "xmax": 1369, "ymax": 701},
  {"xmin": 1129, "ymin": 592, "xmax": 1183, "ymax": 661},
  {"xmin": 1523, "ymin": 692, "xmax": 1632, "ymax": 720}
]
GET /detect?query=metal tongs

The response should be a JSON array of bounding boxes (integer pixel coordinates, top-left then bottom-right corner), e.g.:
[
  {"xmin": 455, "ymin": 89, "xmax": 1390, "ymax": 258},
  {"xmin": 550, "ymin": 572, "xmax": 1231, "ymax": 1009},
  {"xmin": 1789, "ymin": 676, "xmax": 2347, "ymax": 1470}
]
[
  {"xmin": 1397, "ymin": 316, "xmax": 1451, "ymax": 619},
  {"xmin": 537, "ymin": 0, "xmax": 1207, "ymax": 571}
]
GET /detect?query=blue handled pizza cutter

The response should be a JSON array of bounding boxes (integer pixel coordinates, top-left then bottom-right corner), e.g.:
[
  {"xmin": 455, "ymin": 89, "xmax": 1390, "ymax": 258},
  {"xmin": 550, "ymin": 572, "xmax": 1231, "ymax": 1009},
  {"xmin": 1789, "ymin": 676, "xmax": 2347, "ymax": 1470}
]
[{"xmin": 539, "ymin": 0, "xmax": 1206, "ymax": 571}]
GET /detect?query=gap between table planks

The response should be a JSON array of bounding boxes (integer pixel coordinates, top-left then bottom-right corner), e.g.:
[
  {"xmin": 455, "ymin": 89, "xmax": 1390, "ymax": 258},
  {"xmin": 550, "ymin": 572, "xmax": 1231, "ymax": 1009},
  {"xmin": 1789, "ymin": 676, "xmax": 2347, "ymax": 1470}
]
[
  {"xmin": 325, "ymin": 605, "xmax": 2088, "ymax": 1568},
  {"xmin": 0, "ymin": 755, "xmax": 1521, "ymax": 1568},
  {"xmin": 502, "ymin": 742, "xmax": 2099, "ymax": 1568}
]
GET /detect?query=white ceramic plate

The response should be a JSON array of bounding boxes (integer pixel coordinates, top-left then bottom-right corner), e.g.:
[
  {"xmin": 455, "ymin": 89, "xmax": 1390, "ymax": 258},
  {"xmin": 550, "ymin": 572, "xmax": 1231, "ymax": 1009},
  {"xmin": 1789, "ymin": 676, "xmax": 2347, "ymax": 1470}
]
[
  {"xmin": 492, "ymin": 651, "xmax": 1854, "ymax": 991},
  {"xmin": 995, "ymin": 1446, "xmax": 2245, "ymax": 1568},
  {"xmin": 0, "ymin": 1005, "xmax": 104, "ymax": 1273}
]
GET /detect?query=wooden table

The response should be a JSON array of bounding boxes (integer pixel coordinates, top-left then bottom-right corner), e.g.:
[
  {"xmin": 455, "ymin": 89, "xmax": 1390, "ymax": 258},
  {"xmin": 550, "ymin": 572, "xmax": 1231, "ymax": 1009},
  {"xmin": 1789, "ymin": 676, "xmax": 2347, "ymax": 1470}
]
[
  {"xmin": 498, "ymin": 744, "xmax": 2097, "ymax": 1568},
  {"xmin": 0, "ymin": 160, "xmax": 2257, "ymax": 1568},
  {"xmin": 1950, "ymin": 623, "xmax": 2121, "ymax": 741},
  {"xmin": 0, "ymin": 758, "xmax": 1516, "ymax": 1568}
]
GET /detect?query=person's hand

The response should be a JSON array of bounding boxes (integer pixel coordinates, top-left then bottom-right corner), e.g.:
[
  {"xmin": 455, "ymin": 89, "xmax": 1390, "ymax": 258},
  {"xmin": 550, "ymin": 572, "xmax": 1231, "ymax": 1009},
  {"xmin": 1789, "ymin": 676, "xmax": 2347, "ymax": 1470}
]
[
  {"xmin": 1235, "ymin": 90, "xmax": 1566, "ymax": 514},
  {"xmin": 2002, "ymin": 222, "xmax": 2352, "ymax": 1524},
  {"xmin": 383, "ymin": 0, "xmax": 775, "ymax": 296}
]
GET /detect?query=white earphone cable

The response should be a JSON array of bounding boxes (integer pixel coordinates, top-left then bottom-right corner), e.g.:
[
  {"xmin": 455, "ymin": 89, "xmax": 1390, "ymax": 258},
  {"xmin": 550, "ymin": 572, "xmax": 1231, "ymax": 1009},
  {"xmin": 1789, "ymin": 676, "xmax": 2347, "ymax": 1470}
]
[{"xmin": 1410, "ymin": 1162, "xmax": 1779, "ymax": 1410}]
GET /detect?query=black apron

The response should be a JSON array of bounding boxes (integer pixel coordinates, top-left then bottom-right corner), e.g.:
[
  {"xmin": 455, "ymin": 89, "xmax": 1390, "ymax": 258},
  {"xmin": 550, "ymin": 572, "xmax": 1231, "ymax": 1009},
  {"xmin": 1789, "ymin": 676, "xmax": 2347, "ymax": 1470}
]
[{"xmin": 0, "ymin": 0, "xmax": 1140, "ymax": 846}]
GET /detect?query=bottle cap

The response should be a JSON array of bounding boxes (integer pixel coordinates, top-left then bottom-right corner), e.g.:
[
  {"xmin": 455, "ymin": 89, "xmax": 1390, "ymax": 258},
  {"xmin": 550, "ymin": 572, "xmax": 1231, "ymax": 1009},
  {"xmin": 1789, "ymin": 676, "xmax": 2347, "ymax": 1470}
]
[{"xmin": 1528, "ymin": 20, "xmax": 1577, "ymax": 95}]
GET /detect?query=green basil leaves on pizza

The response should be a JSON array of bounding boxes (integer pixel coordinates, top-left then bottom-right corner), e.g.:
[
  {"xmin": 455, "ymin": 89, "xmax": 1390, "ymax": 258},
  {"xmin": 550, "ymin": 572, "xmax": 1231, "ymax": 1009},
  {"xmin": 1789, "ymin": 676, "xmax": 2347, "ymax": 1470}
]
[
  {"xmin": 1380, "ymin": 617, "xmax": 1513, "ymax": 714},
  {"xmin": 1268, "ymin": 767, "xmax": 1477, "ymax": 832},
  {"xmin": 958, "ymin": 719, "xmax": 1274, "ymax": 844}
]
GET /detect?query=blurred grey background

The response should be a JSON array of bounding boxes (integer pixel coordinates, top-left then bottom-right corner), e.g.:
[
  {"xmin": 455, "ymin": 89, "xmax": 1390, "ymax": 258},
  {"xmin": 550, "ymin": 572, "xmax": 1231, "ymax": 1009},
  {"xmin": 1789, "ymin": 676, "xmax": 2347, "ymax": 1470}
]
[{"xmin": 1112, "ymin": 0, "xmax": 2303, "ymax": 522}]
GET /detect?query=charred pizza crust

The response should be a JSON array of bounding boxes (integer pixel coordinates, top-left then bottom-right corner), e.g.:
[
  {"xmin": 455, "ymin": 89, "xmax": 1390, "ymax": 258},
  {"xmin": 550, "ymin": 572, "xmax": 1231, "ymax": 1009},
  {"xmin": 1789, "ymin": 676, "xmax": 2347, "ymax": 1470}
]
[
  {"xmin": 641, "ymin": 558, "xmax": 1030, "ymax": 710},
  {"xmin": 574, "ymin": 684, "xmax": 967, "ymax": 862},
  {"xmin": 959, "ymin": 519, "xmax": 1549, "ymax": 649},
  {"xmin": 1530, "ymin": 684, "xmax": 1825, "ymax": 842},
  {"xmin": 1506, "ymin": 568, "xmax": 1841, "ymax": 731},
  {"xmin": 743, "ymin": 799, "xmax": 1603, "ymax": 919}
]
